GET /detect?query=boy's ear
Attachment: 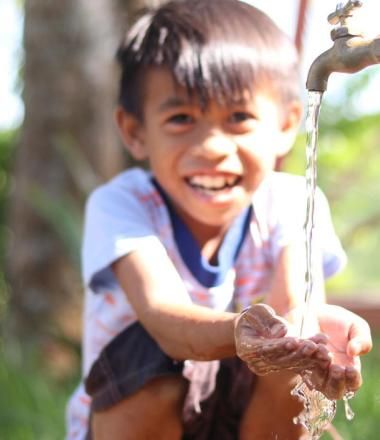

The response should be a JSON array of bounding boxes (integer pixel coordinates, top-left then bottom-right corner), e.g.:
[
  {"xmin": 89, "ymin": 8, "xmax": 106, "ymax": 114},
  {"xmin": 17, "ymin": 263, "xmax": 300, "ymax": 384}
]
[
  {"xmin": 114, "ymin": 106, "xmax": 148, "ymax": 160},
  {"xmin": 276, "ymin": 100, "xmax": 303, "ymax": 157}
]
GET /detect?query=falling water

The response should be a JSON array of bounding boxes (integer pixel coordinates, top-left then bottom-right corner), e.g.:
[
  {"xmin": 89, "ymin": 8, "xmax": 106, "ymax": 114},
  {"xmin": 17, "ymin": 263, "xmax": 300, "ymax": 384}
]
[
  {"xmin": 291, "ymin": 91, "xmax": 354, "ymax": 438},
  {"xmin": 300, "ymin": 91, "xmax": 322, "ymax": 338}
]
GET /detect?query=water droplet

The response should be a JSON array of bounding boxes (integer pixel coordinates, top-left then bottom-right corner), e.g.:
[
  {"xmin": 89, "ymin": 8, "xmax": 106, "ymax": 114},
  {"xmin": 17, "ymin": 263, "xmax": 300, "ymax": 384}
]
[{"xmin": 343, "ymin": 392, "xmax": 355, "ymax": 421}]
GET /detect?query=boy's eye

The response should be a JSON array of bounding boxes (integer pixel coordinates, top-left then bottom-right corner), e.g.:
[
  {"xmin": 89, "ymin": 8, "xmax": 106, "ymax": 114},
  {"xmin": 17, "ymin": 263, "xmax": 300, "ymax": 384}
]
[
  {"xmin": 229, "ymin": 111, "xmax": 255, "ymax": 123},
  {"xmin": 166, "ymin": 113, "xmax": 194, "ymax": 125}
]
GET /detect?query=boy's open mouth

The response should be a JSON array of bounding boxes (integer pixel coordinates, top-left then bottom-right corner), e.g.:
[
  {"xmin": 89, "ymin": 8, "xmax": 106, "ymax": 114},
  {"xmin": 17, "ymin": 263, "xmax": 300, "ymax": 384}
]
[{"xmin": 185, "ymin": 174, "xmax": 242, "ymax": 193}]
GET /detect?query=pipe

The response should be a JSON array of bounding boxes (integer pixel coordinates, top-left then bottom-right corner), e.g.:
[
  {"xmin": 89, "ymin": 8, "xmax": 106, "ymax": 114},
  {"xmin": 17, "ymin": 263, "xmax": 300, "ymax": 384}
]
[
  {"xmin": 306, "ymin": 36, "xmax": 380, "ymax": 92},
  {"xmin": 305, "ymin": 0, "xmax": 380, "ymax": 92}
]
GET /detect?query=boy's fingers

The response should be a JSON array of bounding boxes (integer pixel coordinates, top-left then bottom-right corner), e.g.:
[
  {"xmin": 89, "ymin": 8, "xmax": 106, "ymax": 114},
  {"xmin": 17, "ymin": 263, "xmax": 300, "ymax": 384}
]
[
  {"xmin": 323, "ymin": 365, "xmax": 346, "ymax": 400},
  {"xmin": 244, "ymin": 339, "xmax": 331, "ymax": 375},
  {"xmin": 347, "ymin": 336, "xmax": 372, "ymax": 357},
  {"xmin": 262, "ymin": 340, "xmax": 321, "ymax": 368},
  {"xmin": 242, "ymin": 304, "xmax": 288, "ymax": 337},
  {"xmin": 247, "ymin": 354, "xmax": 314, "ymax": 375},
  {"xmin": 313, "ymin": 343, "xmax": 331, "ymax": 363},
  {"xmin": 309, "ymin": 333, "xmax": 329, "ymax": 345},
  {"xmin": 270, "ymin": 322, "xmax": 288, "ymax": 338},
  {"xmin": 242, "ymin": 337, "xmax": 299, "ymax": 360},
  {"xmin": 347, "ymin": 316, "xmax": 372, "ymax": 356},
  {"xmin": 262, "ymin": 337, "xmax": 299, "ymax": 351},
  {"xmin": 302, "ymin": 366, "xmax": 327, "ymax": 392},
  {"xmin": 305, "ymin": 365, "xmax": 362, "ymax": 398},
  {"xmin": 246, "ymin": 360, "xmax": 282, "ymax": 375},
  {"xmin": 345, "ymin": 366, "xmax": 362, "ymax": 392}
]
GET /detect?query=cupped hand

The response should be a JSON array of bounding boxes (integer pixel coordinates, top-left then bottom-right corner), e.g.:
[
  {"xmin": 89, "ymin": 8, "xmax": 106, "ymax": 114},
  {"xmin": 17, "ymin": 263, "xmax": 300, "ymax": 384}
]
[
  {"xmin": 301, "ymin": 304, "xmax": 372, "ymax": 400},
  {"xmin": 234, "ymin": 304, "xmax": 331, "ymax": 376}
]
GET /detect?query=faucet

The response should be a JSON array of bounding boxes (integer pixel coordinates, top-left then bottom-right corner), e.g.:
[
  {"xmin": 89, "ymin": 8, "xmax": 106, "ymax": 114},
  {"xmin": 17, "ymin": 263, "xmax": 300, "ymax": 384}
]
[{"xmin": 306, "ymin": 0, "xmax": 380, "ymax": 92}]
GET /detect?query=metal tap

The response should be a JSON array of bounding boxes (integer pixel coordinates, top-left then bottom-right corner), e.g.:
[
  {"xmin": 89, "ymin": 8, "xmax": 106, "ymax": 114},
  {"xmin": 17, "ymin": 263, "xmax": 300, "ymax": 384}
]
[{"xmin": 306, "ymin": 1, "xmax": 380, "ymax": 92}]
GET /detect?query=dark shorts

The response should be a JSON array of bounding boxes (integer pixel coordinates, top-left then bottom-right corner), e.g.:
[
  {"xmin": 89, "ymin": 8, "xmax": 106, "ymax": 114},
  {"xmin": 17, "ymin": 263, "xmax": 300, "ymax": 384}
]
[{"xmin": 85, "ymin": 322, "xmax": 256, "ymax": 439}]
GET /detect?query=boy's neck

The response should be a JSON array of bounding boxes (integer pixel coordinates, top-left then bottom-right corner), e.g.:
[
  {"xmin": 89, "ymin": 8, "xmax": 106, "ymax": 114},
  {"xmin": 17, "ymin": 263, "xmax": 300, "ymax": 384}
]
[
  {"xmin": 187, "ymin": 222, "xmax": 229, "ymax": 264},
  {"xmin": 151, "ymin": 177, "xmax": 233, "ymax": 263}
]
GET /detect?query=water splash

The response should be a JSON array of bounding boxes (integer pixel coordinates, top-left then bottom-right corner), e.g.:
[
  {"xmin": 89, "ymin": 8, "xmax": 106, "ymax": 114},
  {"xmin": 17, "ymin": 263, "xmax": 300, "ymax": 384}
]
[{"xmin": 291, "ymin": 381, "xmax": 336, "ymax": 439}]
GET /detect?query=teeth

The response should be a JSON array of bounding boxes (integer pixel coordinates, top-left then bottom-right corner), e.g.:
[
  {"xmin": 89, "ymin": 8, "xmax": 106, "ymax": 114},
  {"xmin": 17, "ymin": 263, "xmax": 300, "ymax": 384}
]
[
  {"xmin": 226, "ymin": 175, "xmax": 237, "ymax": 186},
  {"xmin": 188, "ymin": 175, "xmax": 239, "ymax": 190}
]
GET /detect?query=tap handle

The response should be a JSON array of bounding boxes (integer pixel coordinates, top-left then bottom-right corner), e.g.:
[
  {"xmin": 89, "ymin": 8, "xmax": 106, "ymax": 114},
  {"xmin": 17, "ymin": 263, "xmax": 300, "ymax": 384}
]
[{"xmin": 328, "ymin": 0, "xmax": 363, "ymax": 26}]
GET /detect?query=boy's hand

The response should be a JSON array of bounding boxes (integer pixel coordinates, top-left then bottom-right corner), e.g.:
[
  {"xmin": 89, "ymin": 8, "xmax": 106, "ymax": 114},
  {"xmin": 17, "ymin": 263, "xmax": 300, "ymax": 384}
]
[
  {"xmin": 300, "ymin": 304, "xmax": 372, "ymax": 400},
  {"xmin": 234, "ymin": 303, "xmax": 372, "ymax": 400},
  {"xmin": 234, "ymin": 304, "xmax": 331, "ymax": 376}
]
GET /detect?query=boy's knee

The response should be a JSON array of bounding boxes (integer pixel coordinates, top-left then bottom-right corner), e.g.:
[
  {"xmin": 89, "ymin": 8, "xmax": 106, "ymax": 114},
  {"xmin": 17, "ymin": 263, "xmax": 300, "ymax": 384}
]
[
  {"xmin": 240, "ymin": 373, "xmax": 307, "ymax": 440},
  {"xmin": 92, "ymin": 375, "xmax": 188, "ymax": 440},
  {"xmin": 142, "ymin": 375, "xmax": 189, "ymax": 407},
  {"xmin": 256, "ymin": 371, "xmax": 299, "ymax": 395},
  {"xmin": 111, "ymin": 374, "xmax": 188, "ymax": 417},
  {"xmin": 253, "ymin": 372, "xmax": 304, "ymax": 418}
]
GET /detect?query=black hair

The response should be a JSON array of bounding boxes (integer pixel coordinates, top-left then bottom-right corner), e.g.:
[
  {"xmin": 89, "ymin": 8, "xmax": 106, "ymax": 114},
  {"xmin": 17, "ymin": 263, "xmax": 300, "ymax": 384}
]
[{"xmin": 116, "ymin": 0, "xmax": 300, "ymax": 119}]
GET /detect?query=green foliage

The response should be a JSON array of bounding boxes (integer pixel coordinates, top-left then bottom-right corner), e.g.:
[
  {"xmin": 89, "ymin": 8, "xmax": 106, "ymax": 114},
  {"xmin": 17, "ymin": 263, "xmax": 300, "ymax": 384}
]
[
  {"xmin": 284, "ymin": 108, "xmax": 380, "ymax": 296},
  {"xmin": 0, "ymin": 130, "xmax": 17, "ymax": 316},
  {"xmin": 0, "ymin": 342, "xmax": 78, "ymax": 440},
  {"xmin": 27, "ymin": 136, "xmax": 101, "ymax": 269},
  {"xmin": 322, "ymin": 69, "xmax": 376, "ymax": 122},
  {"xmin": 28, "ymin": 186, "xmax": 83, "ymax": 268},
  {"xmin": 0, "ymin": 130, "xmax": 17, "ymax": 258}
]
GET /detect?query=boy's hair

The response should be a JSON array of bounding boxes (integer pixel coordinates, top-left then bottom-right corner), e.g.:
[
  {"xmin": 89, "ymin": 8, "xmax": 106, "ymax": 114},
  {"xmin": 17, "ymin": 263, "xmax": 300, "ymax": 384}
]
[{"xmin": 116, "ymin": 0, "xmax": 300, "ymax": 119}]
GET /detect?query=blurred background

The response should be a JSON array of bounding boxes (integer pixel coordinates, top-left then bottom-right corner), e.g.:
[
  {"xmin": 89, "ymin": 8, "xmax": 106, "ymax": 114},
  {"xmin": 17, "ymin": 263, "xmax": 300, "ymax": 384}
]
[{"xmin": 0, "ymin": 0, "xmax": 379, "ymax": 438}]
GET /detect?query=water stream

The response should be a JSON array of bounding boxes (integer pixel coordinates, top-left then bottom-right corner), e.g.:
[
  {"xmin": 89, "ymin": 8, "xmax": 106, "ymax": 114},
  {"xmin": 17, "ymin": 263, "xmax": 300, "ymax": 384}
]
[
  {"xmin": 291, "ymin": 91, "xmax": 354, "ymax": 438},
  {"xmin": 300, "ymin": 91, "xmax": 323, "ymax": 339}
]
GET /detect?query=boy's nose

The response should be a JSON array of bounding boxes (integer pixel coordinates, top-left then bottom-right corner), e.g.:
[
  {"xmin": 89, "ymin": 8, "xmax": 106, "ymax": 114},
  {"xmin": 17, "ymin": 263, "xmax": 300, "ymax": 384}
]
[{"xmin": 193, "ymin": 132, "xmax": 238, "ymax": 159}]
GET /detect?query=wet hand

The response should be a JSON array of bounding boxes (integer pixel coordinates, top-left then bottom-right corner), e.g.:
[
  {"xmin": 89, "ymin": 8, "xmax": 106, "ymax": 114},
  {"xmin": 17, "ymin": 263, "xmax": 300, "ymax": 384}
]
[
  {"xmin": 234, "ymin": 304, "xmax": 331, "ymax": 375},
  {"xmin": 301, "ymin": 304, "xmax": 372, "ymax": 400}
]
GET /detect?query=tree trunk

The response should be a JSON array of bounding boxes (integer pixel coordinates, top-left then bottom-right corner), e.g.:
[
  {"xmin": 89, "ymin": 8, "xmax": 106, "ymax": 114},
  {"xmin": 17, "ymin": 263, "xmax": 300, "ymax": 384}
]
[
  {"xmin": 7, "ymin": 0, "xmax": 166, "ymax": 342},
  {"xmin": 7, "ymin": 0, "xmax": 124, "ymax": 339}
]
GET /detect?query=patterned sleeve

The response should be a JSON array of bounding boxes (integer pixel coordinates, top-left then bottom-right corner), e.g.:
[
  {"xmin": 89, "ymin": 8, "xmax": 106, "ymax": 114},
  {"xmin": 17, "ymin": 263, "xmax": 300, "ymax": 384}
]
[
  {"xmin": 82, "ymin": 179, "xmax": 163, "ymax": 292},
  {"xmin": 313, "ymin": 187, "xmax": 347, "ymax": 277},
  {"xmin": 268, "ymin": 174, "xmax": 347, "ymax": 279}
]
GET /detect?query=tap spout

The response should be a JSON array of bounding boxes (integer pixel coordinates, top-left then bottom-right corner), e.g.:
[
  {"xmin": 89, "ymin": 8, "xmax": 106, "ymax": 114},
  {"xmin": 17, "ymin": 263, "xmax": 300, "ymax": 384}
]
[{"xmin": 306, "ymin": 35, "xmax": 380, "ymax": 92}]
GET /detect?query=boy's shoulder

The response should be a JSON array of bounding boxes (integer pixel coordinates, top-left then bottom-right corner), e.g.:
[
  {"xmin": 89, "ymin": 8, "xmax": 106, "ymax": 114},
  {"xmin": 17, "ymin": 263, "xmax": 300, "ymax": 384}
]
[
  {"xmin": 87, "ymin": 167, "xmax": 153, "ymax": 207},
  {"xmin": 92, "ymin": 167, "xmax": 152, "ymax": 194},
  {"xmin": 253, "ymin": 171, "xmax": 324, "ymax": 226},
  {"xmin": 267, "ymin": 171, "xmax": 306, "ymax": 189},
  {"xmin": 254, "ymin": 171, "xmax": 307, "ymax": 205},
  {"xmin": 265, "ymin": 171, "xmax": 328, "ymax": 205},
  {"xmin": 254, "ymin": 171, "xmax": 332, "ymax": 229}
]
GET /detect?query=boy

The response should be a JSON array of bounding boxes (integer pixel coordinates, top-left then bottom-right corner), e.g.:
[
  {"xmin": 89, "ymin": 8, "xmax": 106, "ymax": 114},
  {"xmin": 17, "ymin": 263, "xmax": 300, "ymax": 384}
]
[{"xmin": 67, "ymin": 1, "xmax": 372, "ymax": 439}]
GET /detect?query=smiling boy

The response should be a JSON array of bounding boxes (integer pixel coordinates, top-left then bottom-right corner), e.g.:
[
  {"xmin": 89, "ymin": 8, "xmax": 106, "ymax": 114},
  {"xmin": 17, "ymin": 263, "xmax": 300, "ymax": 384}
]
[{"xmin": 66, "ymin": 1, "xmax": 372, "ymax": 439}]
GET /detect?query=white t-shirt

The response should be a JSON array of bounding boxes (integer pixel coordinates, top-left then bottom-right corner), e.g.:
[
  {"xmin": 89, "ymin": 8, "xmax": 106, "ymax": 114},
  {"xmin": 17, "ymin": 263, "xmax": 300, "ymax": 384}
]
[{"xmin": 66, "ymin": 168, "xmax": 346, "ymax": 439}]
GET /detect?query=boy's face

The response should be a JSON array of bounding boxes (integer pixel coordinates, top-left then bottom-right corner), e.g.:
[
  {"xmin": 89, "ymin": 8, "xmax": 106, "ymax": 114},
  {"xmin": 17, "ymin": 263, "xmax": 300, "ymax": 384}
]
[{"xmin": 118, "ymin": 68, "xmax": 301, "ymax": 235}]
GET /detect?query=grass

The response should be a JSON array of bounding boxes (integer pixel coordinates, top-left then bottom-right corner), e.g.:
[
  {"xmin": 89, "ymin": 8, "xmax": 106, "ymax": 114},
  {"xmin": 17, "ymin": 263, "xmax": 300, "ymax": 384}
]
[
  {"xmin": 0, "ymin": 336, "xmax": 379, "ymax": 439},
  {"xmin": 0, "ymin": 341, "xmax": 79, "ymax": 440}
]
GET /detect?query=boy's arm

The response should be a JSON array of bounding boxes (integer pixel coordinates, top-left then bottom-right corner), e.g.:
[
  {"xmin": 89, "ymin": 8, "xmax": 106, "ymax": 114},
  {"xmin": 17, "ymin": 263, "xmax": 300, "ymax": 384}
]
[
  {"xmin": 112, "ymin": 243, "xmax": 237, "ymax": 361},
  {"xmin": 113, "ymin": 237, "xmax": 371, "ymax": 400},
  {"xmin": 112, "ymin": 240, "xmax": 329, "ymax": 370},
  {"xmin": 265, "ymin": 241, "xmax": 326, "ymax": 334}
]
